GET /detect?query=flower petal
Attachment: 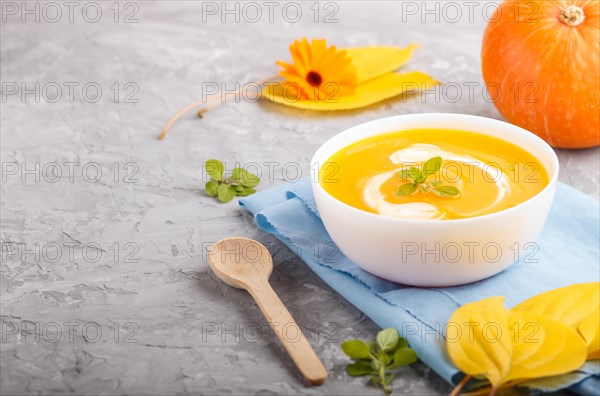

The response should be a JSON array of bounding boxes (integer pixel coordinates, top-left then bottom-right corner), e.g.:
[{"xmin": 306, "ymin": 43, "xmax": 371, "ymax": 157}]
[
  {"xmin": 344, "ymin": 43, "xmax": 420, "ymax": 83},
  {"xmin": 261, "ymin": 71, "xmax": 438, "ymax": 111}
]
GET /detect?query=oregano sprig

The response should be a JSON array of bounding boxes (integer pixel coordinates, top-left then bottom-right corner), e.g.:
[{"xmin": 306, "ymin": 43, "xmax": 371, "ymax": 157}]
[
  {"xmin": 204, "ymin": 159, "xmax": 260, "ymax": 203},
  {"xmin": 341, "ymin": 328, "xmax": 417, "ymax": 394},
  {"xmin": 396, "ymin": 156, "xmax": 459, "ymax": 197}
]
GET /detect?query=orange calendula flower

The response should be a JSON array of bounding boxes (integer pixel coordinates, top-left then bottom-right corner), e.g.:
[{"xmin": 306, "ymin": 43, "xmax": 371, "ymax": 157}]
[{"xmin": 276, "ymin": 38, "xmax": 358, "ymax": 101}]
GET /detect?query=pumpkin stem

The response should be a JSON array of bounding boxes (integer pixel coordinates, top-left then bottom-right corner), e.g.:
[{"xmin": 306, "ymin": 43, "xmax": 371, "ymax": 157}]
[{"xmin": 560, "ymin": 5, "xmax": 585, "ymax": 26}]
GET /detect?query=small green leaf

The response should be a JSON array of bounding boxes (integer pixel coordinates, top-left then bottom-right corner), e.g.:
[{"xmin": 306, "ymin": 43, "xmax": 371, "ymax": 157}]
[
  {"xmin": 368, "ymin": 340, "xmax": 379, "ymax": 354},
  {"xmin": 342, "ymin": 331, "xmax": 417, "ymax": 394},
  {"xmin": 376, "ymin": 328, "xmax": 399, "ymax": 352},
  {"xmin": 433, "ymin": 185, "xmax": 460, "ymax": 197},
  {"xmin": 422, "ymin": 156, "xmax": 442, "ymax": 178},
  {"xmin": 205, "ymin": 159, "xmax": 224, "ymax": 181},
  {"xmin": 236, "ymin": 187, "xmax": 256, "ymax": 197},
  {"xmin": 205, "ymin": 181, "xmax": 218, "ymax": 197},
  {"xmin": 371, "ymin": 358, "xmax": 381, "ymax": 371},
  {"xmin": 217, "ymin": 183, "xmax": 236, "ymax": 203},
  {"xmin": 396, "ymin": 338, "xmax": 409, "ymax": 350},
  {"xmin": 392, "ymin": 348, "xmax": 417, "ymax": 367},
  {"xmin": 346, "ymin": 361, "xmax": 373, "ymax": 377},
  {"xmin": 341, "ymin": 339, "xmax": 371, "ymax": 359},
  {"xmin": 408, "ymin": 166, "xmax": 422, "ymax": 182},
  {"xmin": 398, "ymin": 169, "xmax": 414, "ymax": 182},
  {"xmin": 397, "ymin": 157, "xmax": 461, "ymax": 199},
  {"xmin": 396, "ymin": 183, "xmax": 417, "ymax": 196},
  {"xmin": 380, "ymin": 353, "xmax": 391, "ymax": 366},
  {"xmin": 231, "ymin": 167, "xmax": 260, "ymax": 187},
  {"xmin": 234, "ymin": 184, "xmax": 245, "ymax": 193}
]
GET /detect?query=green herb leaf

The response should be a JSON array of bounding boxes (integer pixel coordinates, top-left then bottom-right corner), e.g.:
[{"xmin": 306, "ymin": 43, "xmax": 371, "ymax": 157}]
[
  {"xmin": 368, "ymin": 340, "xmax": 379, "ymax": 354},
  {"xmin": 342, "ymin": 339, "xmax": 371, "ymax": 359},
  {"xmin": 237, "ymin": 187, "xmax": 256, "ymax": 197},
  {"xmin": 204, "ymin": 160, "xmax": 260, "ymax": 203},
  {"xmin": 341, "ymin": 328, "xmax": 416, "ymax": 395},
  {"xmin": 392, "ymin": 348, "xmax": 418, "ymax": 367},
  {"xmin": 205, "ymin": 181, "xmax": 218, "ymax": 197},
  {"xmin": 231, "ymin": 167, "xmax": 260, "ymax": 187},
  {"xmin": 380, "ymin": 353, "xmax": 391, "ymax": 366},
  {"xmin": 205, "ymin": 159, "xmax": 224, "ymax": 181},
  {"xmin": 433, "ymin": 185, "xmax": 460, "ymax": 197},
  {"xmin": 376, "ymin": 328, "xmax": 399, "ymax": 352},
  {"xmin": 422, "ymin": 156, "xmax": 442, "ymax": 178},
  {"xmin": 408, "ymin": 166, "xmax": 422, "ymax": 182},
  {"xmin": 217, "ymin": 183, "xmax": 236, "ymax": 203},
  {"xmin": 347, "ymin": 361, "xmax": 373, "ymax": 377},
  {"xmin": 396, "ymin": 183, "xmax": 417, "ymax": 196},
  {"xmin": 398, "ymin": 169, "xmax": 413, "ymax": 182},
  {"xmin": 395, "ymin": 338, "xmax": 408, "ymax": 350},
  {"xmin": 397, "ymin": 157, "xmax": 461, "ymax": 199}
]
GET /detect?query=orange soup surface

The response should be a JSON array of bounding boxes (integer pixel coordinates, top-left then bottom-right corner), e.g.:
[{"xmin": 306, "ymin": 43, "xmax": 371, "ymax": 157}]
[{"xmin": 320, "ymin": 129, "xmax": 549, "ymax": 220}]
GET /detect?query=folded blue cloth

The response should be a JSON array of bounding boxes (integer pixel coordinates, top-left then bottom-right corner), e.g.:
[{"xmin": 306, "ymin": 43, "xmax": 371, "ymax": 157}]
[{"xmin": 240, "ymin": 178, "xmax": 599, "ymax": 394}]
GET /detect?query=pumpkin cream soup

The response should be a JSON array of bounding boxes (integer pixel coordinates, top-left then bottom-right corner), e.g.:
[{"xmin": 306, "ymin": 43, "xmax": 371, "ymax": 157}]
[{"xmin": 320, "ymin": 129, "xmax": 549, "ymax": 220}]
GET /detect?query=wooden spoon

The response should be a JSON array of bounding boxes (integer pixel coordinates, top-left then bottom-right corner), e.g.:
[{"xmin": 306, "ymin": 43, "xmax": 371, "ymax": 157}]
[{"xmin": 208, "ymin": 237, "xmax": 328, "ymax": 386}]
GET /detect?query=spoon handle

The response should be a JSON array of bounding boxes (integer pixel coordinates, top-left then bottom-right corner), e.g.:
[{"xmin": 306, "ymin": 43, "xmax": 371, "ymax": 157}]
[{"xmin": 248, "ymin": 281, "xmax": 328, "ymax": 385}]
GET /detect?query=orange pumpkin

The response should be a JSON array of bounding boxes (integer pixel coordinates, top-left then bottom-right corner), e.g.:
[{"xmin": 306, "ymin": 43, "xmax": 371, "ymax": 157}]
[{"xmin": 482, "ymin": 0, "xmax": 599, "ymax": 149}]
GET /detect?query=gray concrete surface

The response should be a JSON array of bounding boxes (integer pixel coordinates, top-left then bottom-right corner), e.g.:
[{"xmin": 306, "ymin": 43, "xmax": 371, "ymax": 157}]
[{"xmin": 1, "ymin": 1, "xmax": 598, "ymax": 395}]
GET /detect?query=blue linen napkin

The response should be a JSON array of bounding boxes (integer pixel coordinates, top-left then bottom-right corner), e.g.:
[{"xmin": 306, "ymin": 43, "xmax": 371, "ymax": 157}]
[{"xmin": 239, "ymin": 178, "xmax": 600, "ymax": 394}]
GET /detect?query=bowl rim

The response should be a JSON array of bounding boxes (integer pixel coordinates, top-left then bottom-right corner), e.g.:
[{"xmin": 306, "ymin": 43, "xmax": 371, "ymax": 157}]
[{"xmin": 310, "ymin": 113, "xmax": 560, "ymax": 224}]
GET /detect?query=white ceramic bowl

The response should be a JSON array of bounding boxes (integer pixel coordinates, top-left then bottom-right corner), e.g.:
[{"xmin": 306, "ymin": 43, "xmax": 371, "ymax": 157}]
[{"xmin": 311, "ymin": 113, "xmax": 559, "ymax": 286}]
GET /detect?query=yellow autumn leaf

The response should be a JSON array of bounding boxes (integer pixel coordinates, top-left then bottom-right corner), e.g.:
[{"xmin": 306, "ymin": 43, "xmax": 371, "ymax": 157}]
[
  {"xmin": 508, "ymin": 311, "xmax": 587, "ymax": 382},
  {"xmin": 345, "ymin": 44, "xmax": 419, "ymax": 83},
  {"xmin": 579, "ymin": 309, "xmax": 600, "ymax": 359},
  {"xmin": 262, "ymin": 71, "xmax": 438, "ymax": 111},
  {"xmin": 446, "ymin": 296, "xmax": 511, "ymax": 387},
  {"xmin": 513, "ymin": 282, "xmax": 600, "ymax": 359},
  {"xmin": 447, "ymin": 296, "xmax": 587, "ymax": 391}
]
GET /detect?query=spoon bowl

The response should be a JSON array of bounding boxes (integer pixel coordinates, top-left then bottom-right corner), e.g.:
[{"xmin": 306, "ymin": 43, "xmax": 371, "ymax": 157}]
[{"xmin": 208, "ymin": 237, "xmax": 273, "ymax": 289}]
